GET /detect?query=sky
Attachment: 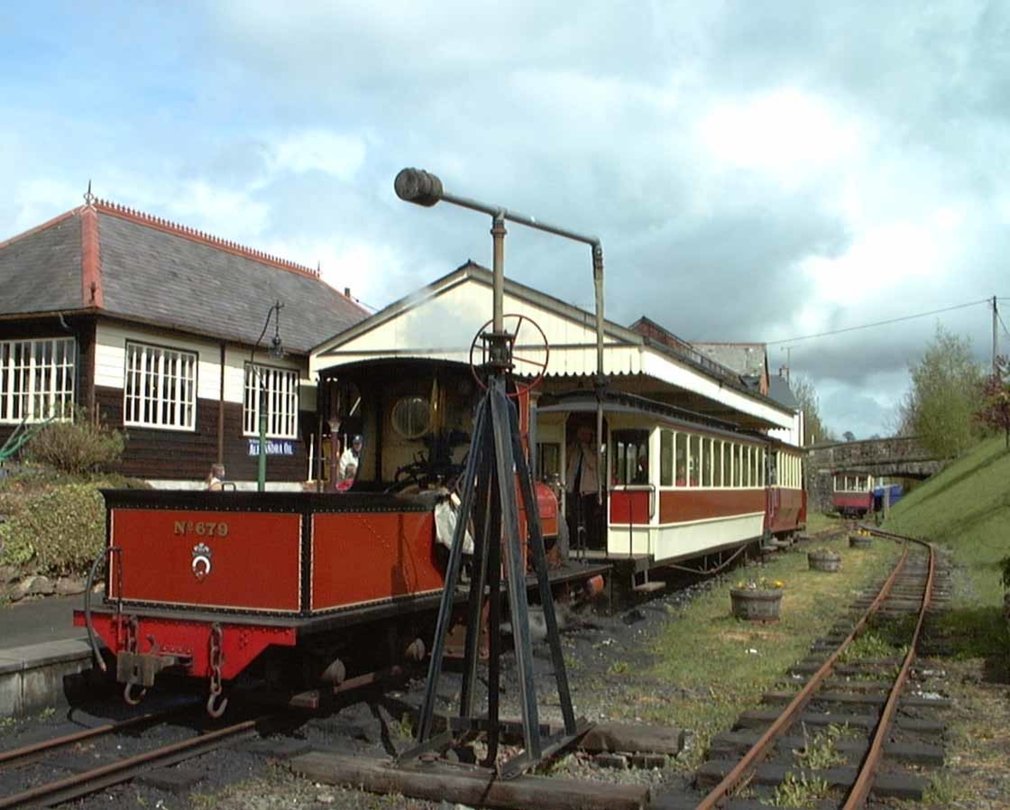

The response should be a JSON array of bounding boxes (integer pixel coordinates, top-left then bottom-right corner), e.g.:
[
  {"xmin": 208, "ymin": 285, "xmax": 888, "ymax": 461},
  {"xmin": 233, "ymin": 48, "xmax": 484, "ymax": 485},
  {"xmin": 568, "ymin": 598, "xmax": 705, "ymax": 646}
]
[{"xmin": 3, "ymin": 1, "xmax": 1009, "ymax": 439}]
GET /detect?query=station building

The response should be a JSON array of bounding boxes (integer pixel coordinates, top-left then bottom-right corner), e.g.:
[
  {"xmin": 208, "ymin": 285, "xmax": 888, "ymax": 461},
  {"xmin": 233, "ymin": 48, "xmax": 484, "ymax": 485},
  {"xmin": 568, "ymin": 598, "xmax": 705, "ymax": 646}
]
[{"xmin": 0, "ymin": 196, "xmax": 367, "ymax": 487}]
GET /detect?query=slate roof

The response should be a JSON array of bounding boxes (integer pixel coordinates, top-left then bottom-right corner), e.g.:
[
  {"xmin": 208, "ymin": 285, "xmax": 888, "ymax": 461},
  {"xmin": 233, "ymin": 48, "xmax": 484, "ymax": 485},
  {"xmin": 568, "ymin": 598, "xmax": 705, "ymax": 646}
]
[
  {"xmin": 0, "ymin": 211, "xmax": 84, "ymax": 315},
  {"xmin": 0, "ymin": 200, "xmax": 368, "ymax": 353},
  {"xmin": 767, "ymin": 375, "xmax": 800, "ymax": 411}
]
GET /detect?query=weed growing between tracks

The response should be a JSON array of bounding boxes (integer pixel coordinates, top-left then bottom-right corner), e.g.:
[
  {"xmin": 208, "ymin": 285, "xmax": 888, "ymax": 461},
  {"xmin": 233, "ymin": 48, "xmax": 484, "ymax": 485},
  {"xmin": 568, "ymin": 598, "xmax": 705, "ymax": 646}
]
[{"xmin": 641, "ymin": 539, "xmax": 901, "ymax": 770}]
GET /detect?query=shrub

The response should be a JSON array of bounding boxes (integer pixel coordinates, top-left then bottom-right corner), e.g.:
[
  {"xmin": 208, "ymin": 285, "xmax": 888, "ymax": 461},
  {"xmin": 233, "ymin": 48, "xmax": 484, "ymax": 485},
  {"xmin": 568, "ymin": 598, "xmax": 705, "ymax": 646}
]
[
  {"xmin": 24, "ymin": 413, "xmax": 125, "ymax": 474},
  {"xmin": 0, "ymin": 484, "xmax": 105, "ymax": 576}
]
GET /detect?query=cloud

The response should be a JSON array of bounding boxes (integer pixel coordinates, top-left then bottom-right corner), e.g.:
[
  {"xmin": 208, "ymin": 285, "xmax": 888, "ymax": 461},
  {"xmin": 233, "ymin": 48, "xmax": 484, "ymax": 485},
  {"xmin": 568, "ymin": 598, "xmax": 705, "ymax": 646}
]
[
  {"xmin": 4, "ymin": 0, "xmax": 1010, "ymax": 440},
  {"xmin": 697, "ymin": 88, "xmax": 867, "ymax": 187},
  {"xmin": 268, "ymin": 130, "xmax": 367, "ymax": 180}
]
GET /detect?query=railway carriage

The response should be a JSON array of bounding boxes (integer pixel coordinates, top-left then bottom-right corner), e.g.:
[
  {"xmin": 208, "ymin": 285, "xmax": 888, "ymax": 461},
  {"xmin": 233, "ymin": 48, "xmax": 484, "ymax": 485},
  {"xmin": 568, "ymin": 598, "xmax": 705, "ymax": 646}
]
[
  {"xmin": 537, "ymin": 391, "xmax": 777, "ymax": 574},
  {"xmin": 831, "ymin": 472, "xmax": 875, "ymax": 518}
]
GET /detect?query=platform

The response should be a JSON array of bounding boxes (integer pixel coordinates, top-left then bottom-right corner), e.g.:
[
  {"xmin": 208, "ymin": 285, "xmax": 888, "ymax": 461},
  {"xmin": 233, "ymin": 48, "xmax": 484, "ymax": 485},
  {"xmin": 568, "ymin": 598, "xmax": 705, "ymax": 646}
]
[{"xmin": 0, "ymin": 595, "xmax": 91, "ymax": 717}]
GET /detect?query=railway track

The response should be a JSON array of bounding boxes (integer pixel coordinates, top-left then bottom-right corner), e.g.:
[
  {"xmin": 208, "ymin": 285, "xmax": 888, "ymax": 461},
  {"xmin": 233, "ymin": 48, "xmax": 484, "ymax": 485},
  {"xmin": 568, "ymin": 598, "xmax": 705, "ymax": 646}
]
[
  {"xmin": 687, "ymin": 527, "xmax": 948, "ymax": 808},
  {"xmin": 0, "ymin": 705, "xmax": 279, "ymax": 808}
]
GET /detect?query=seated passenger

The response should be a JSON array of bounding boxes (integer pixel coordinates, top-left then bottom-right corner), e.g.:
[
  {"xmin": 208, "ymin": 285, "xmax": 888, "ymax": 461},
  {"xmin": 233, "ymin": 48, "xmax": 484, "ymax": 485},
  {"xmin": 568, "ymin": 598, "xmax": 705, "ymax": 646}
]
[
  {"xmin": 339, "ymin": 435, "xmax": 363, "ymax": 481},
  {"xmin": 633, "ymin": 454, "xmax": 648, "ymax": 484},
  {"xmin": 206, "ymin": 463, "xmax": 226, "ymax": 492},
  {"xmin": 335, "ymin": 462, "xmax": 356, "ymax": 492}
]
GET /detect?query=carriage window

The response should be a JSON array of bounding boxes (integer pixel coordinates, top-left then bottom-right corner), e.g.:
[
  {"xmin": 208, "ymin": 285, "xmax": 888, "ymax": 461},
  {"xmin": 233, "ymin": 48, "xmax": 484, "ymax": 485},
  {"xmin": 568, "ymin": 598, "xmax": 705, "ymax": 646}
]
[
  {"xmin": 759, "ymin": 449, "xmax": 765, "ymax": 487},
  {"xmin": 674, "ymin": 432, "xmax": 687, "ymax": 486},
  {"xmin": 712, "ymin": 440, "xmax": 723, "ymax": 487},
  {"xmin": 688, "ymin": 434, "xmax": 701, "ymax": 487},
  {"xmin": 660, "ymin": 430, "xmax": 673, "ymax": 486},
  {"xmin": 701, "ymin": 438, "xmax": 712, "ymax": 487},
  {"xmin": 732, "ymin": 444, "xmax": 742, "ymax": 487},
  {"xmin": 538, "ymin": 442, "xmax": 560, "ymax": 482},
  {"xmin": 391, "ymin": 396, "xmax": 432, "ymax": 439},
  {"xmin": 612, "ymin": 429, "xmax": 649, "ymax": 486}
]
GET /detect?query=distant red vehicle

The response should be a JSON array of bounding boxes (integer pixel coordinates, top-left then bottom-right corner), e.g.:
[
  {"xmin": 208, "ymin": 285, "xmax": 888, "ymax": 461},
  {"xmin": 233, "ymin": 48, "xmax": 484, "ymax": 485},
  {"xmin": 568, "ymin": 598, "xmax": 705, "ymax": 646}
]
[{"xmin": 831, "ymin": 472, "xmax": 875, "ymax": 517}]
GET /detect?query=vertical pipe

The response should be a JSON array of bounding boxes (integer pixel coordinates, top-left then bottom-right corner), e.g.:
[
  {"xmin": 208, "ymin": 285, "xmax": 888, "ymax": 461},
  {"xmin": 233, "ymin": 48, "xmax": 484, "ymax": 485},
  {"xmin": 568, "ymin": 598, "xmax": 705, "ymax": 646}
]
[
  {"xmin": 257, "ymin": 396, "xmax": 267, "ymax": 492},
  {"xmin": 491, "ymin": 215, "xmax": 506, "ymax": 334},
  {"xmin": 993, "ymin": 295, "xmax": 999, "ymax": 373},
  {"xmin": 592, "ymin": 243, "xmax": 605, "ymax": 510},
  {"xmin": 217, "ymin": 343, "xmax": 225, "ymax": 464}
]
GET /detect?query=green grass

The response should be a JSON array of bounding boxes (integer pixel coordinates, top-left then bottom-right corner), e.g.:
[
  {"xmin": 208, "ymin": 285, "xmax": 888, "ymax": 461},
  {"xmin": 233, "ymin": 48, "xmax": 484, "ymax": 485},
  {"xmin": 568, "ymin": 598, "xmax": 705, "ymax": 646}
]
[
  {"xmin": 805, "ymin": 511, "xmax": 845, "ymax": 534},
  {"xmin": 883, "ymin": 436, "xmax": 1010, "ymax": 664},
  {"xmin": 639, "ymin": 540, "xmax": 900, "ymax": 767}
]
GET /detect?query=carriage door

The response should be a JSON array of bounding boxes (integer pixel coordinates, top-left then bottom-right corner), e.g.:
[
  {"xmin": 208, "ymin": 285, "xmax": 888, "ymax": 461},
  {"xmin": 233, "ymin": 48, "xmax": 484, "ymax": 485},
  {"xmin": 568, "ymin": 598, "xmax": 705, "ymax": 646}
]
[{"xmin": 610, "ymin": 429, "xmax": 653, "ymax": 556}]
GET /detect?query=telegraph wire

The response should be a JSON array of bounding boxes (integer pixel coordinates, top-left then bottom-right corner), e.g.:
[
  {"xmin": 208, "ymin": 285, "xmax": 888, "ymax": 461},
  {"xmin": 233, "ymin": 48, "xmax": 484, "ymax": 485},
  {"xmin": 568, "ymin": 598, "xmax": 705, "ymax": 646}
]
[
  {"xmin": 765, "ymin": 298, "xmax": 991, "ymax": 346},
  {"xmin": 998, "ymin": 310, "xmax": 1010, "ymax": 341}
]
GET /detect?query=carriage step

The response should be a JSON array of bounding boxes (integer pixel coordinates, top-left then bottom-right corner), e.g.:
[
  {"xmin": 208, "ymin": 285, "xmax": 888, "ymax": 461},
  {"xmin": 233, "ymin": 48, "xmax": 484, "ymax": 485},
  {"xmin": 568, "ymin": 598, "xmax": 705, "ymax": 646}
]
[{"xmin": 633, "ymin": 581, "xmax": 665, "ymax": 594}]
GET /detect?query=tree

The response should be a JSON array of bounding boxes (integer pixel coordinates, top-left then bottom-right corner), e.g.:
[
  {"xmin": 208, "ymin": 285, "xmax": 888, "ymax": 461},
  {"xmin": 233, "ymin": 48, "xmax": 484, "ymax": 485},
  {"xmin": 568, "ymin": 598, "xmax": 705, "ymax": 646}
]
[
  {"xmin": 791, "ymin": 375, "xmax": 836, "ymax": 446},
  {"xmin": 903, "ymin": 325, "xmax": 983, "ymax": 458},
  {"xmin": 975, "ymin": 355, "xmax": 1010, "ymax": 449},
  {"xmin": 843, "ymin": 431, "xmax": 856, "ymax": 442}
]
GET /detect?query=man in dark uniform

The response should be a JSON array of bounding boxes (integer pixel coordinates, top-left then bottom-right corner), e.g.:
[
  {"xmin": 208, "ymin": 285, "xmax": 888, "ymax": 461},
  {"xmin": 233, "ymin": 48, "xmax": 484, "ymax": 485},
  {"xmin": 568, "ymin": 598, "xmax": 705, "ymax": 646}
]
[{"xmin": 565, "ymin": 424, "xmax": 602, "ymax": 551}]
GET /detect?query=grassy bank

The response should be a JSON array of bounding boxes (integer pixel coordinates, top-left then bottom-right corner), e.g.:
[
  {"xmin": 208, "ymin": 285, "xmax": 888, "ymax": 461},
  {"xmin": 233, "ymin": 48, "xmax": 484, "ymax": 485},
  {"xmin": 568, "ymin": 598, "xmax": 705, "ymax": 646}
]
[
  {"xmin": 884, "ymin": 436, "xmax": 1010, "ymax": 666},
  {"xmin": 639, "ymin": 538, "xmax": 901, "ymax": 767}
]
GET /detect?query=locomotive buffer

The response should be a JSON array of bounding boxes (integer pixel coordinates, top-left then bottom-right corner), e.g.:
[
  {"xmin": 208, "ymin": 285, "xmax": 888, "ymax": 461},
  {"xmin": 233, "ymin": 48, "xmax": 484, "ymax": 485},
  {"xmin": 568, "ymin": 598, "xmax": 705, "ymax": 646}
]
[{"xmin": 394, "ymin": 168, "xmax": 603, "ymax": 778}]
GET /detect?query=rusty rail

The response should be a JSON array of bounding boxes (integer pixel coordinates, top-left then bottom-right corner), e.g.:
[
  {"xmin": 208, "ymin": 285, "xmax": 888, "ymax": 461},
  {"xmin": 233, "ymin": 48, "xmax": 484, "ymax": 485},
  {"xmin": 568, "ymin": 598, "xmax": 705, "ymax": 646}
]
[
  {"xmin": 0, "ymin": 716, "xmax": 266, "ymax": 808},
  {"xmin": 694, "ymin": 537, "xmax": 915, "ymax": 809},
  {"xmin": 842, "ymin": 529, "xmax": 936, "ymax": 808},
  {"xmin": 0, "ymin": 707, "xmax": 184, "ymax": 769}
]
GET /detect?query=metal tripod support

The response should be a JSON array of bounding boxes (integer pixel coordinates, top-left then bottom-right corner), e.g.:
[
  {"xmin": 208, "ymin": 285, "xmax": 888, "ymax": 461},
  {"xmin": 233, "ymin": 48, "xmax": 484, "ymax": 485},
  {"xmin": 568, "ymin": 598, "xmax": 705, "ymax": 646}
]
[
  {"xmin": 392, "ymin": 167, "xmax": 603, "ymax": 777},
  {"xmin": 399, "ymin": 361, "xmax": 584, "ymax": 778}
]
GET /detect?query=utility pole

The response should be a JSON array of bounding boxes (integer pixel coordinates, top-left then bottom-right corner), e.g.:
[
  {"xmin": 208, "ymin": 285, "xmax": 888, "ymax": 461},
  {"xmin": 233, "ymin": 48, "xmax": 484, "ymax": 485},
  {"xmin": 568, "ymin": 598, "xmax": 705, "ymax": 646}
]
[{"xmin": 993, "ymin": 295, "xmax": 999, "ymax": 373}]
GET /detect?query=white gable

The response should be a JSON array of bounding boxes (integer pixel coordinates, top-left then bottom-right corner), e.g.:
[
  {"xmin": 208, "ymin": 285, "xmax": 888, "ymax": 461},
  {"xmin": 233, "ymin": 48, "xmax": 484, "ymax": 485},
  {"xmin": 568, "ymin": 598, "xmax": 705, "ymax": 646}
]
[{"xmin": 311, "ymin": 269, "xmax": 793, "ymax": 430}]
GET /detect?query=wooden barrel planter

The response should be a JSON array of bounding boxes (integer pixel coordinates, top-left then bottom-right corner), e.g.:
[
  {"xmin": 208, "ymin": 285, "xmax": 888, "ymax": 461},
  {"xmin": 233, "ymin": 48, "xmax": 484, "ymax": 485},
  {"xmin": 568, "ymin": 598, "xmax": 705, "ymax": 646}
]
[
  {"xmin": 730, "ymin": 588, "xmax": 783, "ymax": 622},
  {"xmin": 849, "ymin": 533, "xmax": 873, "ymax": 549},
  {"xmin": 808, "ymin": 550, "xmax": 842, "ymax": 572}
]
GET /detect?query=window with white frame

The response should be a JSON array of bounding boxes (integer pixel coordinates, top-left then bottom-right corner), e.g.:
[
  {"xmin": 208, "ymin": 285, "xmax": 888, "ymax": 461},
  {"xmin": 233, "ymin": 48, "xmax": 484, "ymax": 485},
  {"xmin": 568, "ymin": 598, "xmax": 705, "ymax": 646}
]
[
  {"xmin": 0, "ymin": 337, "xmax": 76, "ymax": 423},
  {"xmin": 244, "ymin": 364, "xmax": 298, "ymax": 439},
  {"xmin": 124, "ymin": 342, "xmax": 197, "ymax": 430},
  {"xmin": 660, "ymin": 430, "xmax": 673, "ymax": 486}
]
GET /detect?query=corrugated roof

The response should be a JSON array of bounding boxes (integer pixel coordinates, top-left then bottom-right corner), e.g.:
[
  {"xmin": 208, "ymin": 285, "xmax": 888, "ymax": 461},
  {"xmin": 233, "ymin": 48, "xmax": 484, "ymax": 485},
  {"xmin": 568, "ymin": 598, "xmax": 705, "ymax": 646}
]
[{"xmin": 0, "ymin": 200, "xmax": 369, "ymax": 352}]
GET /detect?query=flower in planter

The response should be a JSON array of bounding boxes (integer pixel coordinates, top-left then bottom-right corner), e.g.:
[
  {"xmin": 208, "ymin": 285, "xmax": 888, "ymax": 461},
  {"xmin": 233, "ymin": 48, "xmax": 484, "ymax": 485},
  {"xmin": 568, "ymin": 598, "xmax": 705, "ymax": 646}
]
[{"xmin": 735, "ymin": 576, "xmax": 785, "ymax": 591}]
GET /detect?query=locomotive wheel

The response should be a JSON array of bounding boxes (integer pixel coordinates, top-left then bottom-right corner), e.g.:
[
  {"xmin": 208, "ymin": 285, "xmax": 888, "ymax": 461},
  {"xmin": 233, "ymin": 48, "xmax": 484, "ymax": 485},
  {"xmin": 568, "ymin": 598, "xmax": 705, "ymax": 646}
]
[{"xmin": 467, "ymin": 314, "xmax": 549, "ymax": 398}]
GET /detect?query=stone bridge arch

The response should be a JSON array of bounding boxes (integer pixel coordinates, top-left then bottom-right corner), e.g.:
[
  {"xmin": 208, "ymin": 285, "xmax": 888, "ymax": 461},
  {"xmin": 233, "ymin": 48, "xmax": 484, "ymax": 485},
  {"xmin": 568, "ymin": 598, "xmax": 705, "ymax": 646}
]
[{"xmin": 806, "ymin": 436, "xmax": 946, "ymax": 513}]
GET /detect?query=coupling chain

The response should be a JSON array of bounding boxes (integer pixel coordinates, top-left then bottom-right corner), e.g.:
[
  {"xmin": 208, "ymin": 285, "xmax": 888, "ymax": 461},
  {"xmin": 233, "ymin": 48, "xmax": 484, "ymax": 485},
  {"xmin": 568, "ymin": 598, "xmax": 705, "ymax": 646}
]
[
  {"xmin": 125, "ymin": 615, "xmax": 140, "ymax": 655},
  {"xmin": 209, "ymin": 623, "xmax": 224, "ymax": 697}
]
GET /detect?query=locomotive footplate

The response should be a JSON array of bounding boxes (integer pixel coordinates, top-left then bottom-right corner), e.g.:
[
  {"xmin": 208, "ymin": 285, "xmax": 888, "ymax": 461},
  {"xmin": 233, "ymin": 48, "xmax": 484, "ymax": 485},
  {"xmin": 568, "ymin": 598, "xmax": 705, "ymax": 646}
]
[{"xmin": 117, "ymin": 650, "xmax": 192, "ymax": 688}]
